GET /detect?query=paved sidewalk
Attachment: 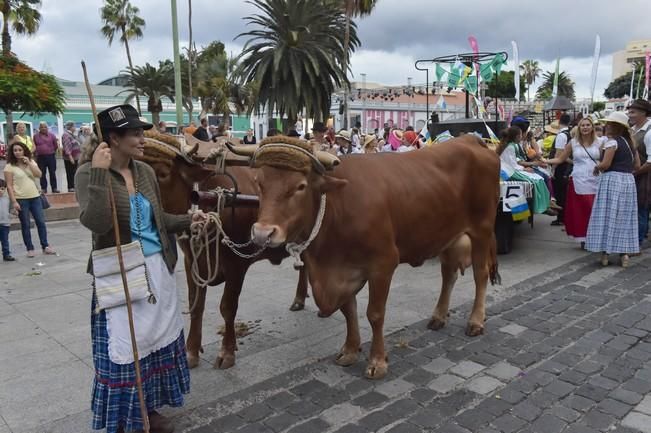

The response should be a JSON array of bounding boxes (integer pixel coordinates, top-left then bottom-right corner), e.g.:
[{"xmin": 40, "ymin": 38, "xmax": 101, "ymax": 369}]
[{"xmin": 1, "ymin": 216, "xmax": 649, "ymax": 433}]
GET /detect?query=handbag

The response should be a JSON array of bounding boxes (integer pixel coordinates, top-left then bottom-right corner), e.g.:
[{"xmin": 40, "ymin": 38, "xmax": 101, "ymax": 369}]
[
  {"xmin": 39, "ymin": 193, "xmax": 51, "ymax": 209},
  {"xmin": 92, "ymin": 181, "xmax": 156, "ymax": 313}
]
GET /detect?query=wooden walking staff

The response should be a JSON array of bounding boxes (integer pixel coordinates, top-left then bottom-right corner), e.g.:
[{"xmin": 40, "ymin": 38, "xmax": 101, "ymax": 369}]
[{"xmin": 81, "ymin": 61, "xmax": 151, "ymax": 433}]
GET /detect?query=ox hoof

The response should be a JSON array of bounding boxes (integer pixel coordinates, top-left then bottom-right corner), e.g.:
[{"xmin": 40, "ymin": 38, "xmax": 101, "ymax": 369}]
[
  {"xmin": 289, "ymin": 301, "xmax": 305, "ymax": 311},
  {"xmin": 365, "ymin": 361, "xmax": 389, "ymax": 380},
  {"xmin": 427, "ymin": 317, "xmax": 447, "ymax": 330},
  {"xmin": 214, "ymin": 353, "xmax": 236, "ymax": 370},
  {"xmin": 335, "ymin": 350, "xmax": 359, "ymax": 367},
  {"xmin": 465, "ymin": 323, "xmax": 485, "ymax": 337},
  {"xmin": 187, "ymin": 353, "xmax": 200, "ymax": 369}
]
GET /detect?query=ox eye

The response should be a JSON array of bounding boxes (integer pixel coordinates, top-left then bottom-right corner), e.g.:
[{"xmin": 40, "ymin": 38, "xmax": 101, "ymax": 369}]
[{"xmin": 296, "ymin": 183, "xmax": 307, "ymax": 192}]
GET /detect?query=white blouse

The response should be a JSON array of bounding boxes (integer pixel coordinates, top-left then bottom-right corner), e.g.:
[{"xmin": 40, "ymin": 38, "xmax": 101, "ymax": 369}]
[{"xmin": 569, "ymin": 138, "xmax": 602, "ymax": 195}]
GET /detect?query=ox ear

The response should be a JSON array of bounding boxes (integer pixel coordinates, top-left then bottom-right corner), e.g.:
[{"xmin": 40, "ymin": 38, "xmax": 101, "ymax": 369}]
[{"xmin": 318, "ymin": 175, "xmax": 348, "ymax": 193}]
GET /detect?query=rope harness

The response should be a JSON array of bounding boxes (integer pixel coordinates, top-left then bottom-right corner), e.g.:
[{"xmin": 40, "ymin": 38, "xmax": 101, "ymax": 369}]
[{"xmin": 285, "ymin": 193, "xmax": 326, "ymax": 269}]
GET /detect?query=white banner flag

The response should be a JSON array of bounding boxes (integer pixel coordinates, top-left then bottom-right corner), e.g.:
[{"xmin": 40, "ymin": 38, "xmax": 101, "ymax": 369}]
[
  {"xmin": 512, "ymin": 41, "xmax": 520, "ymax": 101},
  {"xmin": 589, "ymin": 35, "xmax": 601, "ymax": 102}
]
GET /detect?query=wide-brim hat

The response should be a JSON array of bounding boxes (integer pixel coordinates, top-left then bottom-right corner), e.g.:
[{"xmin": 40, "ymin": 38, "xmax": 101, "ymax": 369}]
[
  {"xmin": 335, "ymin": 130, "xmax": 351, "ymax": 141},
  {"xmin": 603, "ymin": 111, "xmax": 630, "ymax": 128},
  {"xmin": 362, "ymin": 134, "xmax": 377, "ymax": 148},
  {"xmin": 312, "ymin": 122, "xmax": 327, "ymax": 133},
  {"xmin": 97, "ymin": 104, "xmax": 153, "ymax": 131},
  {"xmin": 544, "ymin": 121, "xmax": 560, "ymax": 134},
  {"xmin": 628, "ymin": 99, "xmax": 651, "ymax": 115}
]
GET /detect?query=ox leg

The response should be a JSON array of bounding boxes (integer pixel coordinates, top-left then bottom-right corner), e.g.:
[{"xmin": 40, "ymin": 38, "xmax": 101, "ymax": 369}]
[
  {"xmin": 428, "ymin": 261, "xmax": 459, "ymax": 331},
  {"xmin": 467, "ymin": 234, "xmax": 491, "ymax": 337},
  {"xmin": 185, "ymin": 279, "xmax": 207, "ymax": 369},
  {"xmin": 289, "ymin": 266, "xmax": 308, "ymax": 311},
  {"xmin": 335, "ymin": 296, "xmax": 361, "ymax": 366},
  {"xmin": 215, "ymin": 264, "xmax": 248, "ymax": 369},
  {"xmin": 365, "ymin": 273, "xmax": 393, "ymax": 380}
]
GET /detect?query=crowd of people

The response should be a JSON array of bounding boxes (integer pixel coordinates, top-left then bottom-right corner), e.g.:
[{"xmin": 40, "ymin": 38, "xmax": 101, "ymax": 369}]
[{"xmin": 498, "ymin": 98, "xmax": 651, "ymax": 268}]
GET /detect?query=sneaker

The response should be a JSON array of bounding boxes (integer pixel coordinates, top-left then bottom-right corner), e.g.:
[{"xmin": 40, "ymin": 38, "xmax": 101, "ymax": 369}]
[
  {"xmin": 68, "ymin": 188, "xmax": 75, "ymax": 192},
  {"xmin": 3, "ymin": 255, "xmax": 15, "ymax": 262},
  {"xmin": 43, "ymin": 246, "xmax": 56, "ymax": 255},
  {"xmin": 27, "ymin": 250, "xmax": 36, "ymax": 258},
  {"xmin": 52, "ymin": 190, "xmax": 60, "ymax": 194}
]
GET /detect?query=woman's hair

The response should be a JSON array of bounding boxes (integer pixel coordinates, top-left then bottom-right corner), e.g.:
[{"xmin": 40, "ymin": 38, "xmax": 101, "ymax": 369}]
[
  {"xmin": 6, "ymin": 141, "xmax": 32, "ymax": 165},
  {"xmin": 0, "ymin": 178, "xmax": 6, "ymax": 188},
  {"xmin": 576, "ymin": 117, "xmax": 596, "ymax": 147},
  {"xmin": 608, "ymin": 122, "xmax": 635, "ymax": 150},
  {"xmin": 496, "ymin": 126, "xmax": 522, "ymax": 155},
  {"xmin": 15, "ymin": 122, "xmax": 26, "ymax": 133}
]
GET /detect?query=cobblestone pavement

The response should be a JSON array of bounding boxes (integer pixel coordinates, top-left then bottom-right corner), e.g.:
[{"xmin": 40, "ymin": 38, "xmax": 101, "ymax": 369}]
[{"xmin": 175, "ymin": 253, "xmax": 651, "ymax": 433}]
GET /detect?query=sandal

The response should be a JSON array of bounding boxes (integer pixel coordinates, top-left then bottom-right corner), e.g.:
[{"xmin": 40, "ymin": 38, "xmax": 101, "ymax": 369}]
[
  {"xmin": 43, "ymin": 246, "xmax": 56, "ymax": 255},
  {"xmin": 600, "ymin": 253, "xmax": 609, "ymax": 267},
  {"xmin": 621, "ymin": 254, "xmax": 630, "ymax": 268},
  {"xmin": 550, "ymin": 219, "xmax": 563, "ymax": 226}
]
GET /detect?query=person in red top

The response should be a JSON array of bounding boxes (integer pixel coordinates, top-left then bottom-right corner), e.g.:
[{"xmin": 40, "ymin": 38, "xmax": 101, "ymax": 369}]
[
  {"xmin": 62, "ymin": 121, "xmax": 82, "ymax": 192},
  {"xmin": 33, "ymin": 122, "xmax": 60, "ymax": 193}
]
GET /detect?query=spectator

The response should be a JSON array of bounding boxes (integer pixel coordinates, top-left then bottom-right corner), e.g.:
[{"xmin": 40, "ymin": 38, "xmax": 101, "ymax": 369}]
[
  {"xmin": 62, "ymin": 121, "xmax": 82, "ymax": 192},
  {"xmin": 14, "ymin": 122, "xmax": 34, "ymax": 152},
  {"xmin": 3, "ymin": 141, "xmax": 55, "ymax": 257},
  {"xmin": 193, "ymin": 118, "xmax": 210, "ymax": 141},
  {"xmin": 0, "ymin": 178, "xmax": 15, "ymax": 261},
  {"xmin": 586, "ymin": 112, "xmax": 640, "ymax": 267},
  {"xmin": 184, "ymin": 121, "xmax": 198, "ymax": 136},
  {"xmin": 362, "ymin": 134, "xmax": 379, "ymax": 153},
  {"xmin": 158, "ymin": 120, "xmax": 168, "ymax": 134},
  {"xmin": 310, "ymin": 122, "xmax": 330, "ymax": 153},
  {"xmin": 550, "ymin": 114, "xmax": 573, "ymax": 226},
  {"xmin": 267, "ymin": 128, "xmax": 280, "ymax": 137},
  {"xmin": 594, "ymin": 124, "xmax": 604, "ymax": 138},
  {"xmin": 243, "ymin": 128, "xmax": 256, "ymax": 144},
  {"xmin": 544, "ymin": 117, "xmax": 603, "ymax": 249},
  {"xmin": 33, "ymin": 122, "xmax": 60, "ymax": 193},
  {"xmin": 628, "ymin": 99, "xmax": 651, "ymax": 246},
  {"xmin": 351, "ymin": 127, "xmax": 361, "ymax": 150}
]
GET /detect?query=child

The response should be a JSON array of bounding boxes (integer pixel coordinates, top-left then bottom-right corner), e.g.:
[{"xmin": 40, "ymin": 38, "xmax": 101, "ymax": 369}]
[{"xmin": 0, "ymin": 179, "xmax": 15, "ymax": 261}]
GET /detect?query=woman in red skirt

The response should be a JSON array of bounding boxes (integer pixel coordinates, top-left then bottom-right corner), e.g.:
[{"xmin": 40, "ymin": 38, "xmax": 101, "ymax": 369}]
[{"xmin": 545, "ymin": 117, "xmax": 605, "ymax": 248}]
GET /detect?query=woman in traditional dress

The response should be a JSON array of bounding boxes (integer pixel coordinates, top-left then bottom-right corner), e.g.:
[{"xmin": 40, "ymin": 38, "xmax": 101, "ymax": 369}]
[
  {"xmin": 76, "ymin": 104, "xmax": 206, "ymax": 433},
  {"xmin": 497, "ymin": 126, "xmax": 551, "ymax": 214},
  {"xmin": 586, "ymin": 112, "xmax": 640, "ymax": 267},
  {"xmin": 544, "ymin": 117, "xmax": 605, "ymax": 248}
]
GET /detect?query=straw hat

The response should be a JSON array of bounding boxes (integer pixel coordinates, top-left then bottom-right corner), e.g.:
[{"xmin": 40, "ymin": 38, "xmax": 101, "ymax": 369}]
[
  {"xmin": 603, "ymin": 111, "xmax": 630, "ymax": 128},
  {"xmin": 544, "ymin": 121, "xmax": 560, "ymax": 134},
  {"xmin": 362, "ymin": 134, "xmax": 377, "ymax": 148},
  {"xmin": 335, "ymin": 130, "xmax": 351, "ymax": 142},
  {"xmin": 392, "ymin": 129, "xmax": 404, "ymax": 139}
]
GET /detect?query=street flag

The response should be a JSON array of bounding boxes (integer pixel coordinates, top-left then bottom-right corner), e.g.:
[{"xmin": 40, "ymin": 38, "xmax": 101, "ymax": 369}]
[
  {"xmin": 418, "ymin": 123, "xmax": 431, "ymax": 144},
  {"xmin": 437, "ymin": 95, "xmax": 447, "ymax": 110},
  {"xmin": 645, "ymin": 51, "xmax": 650, "ymax": 99},
  {"xmin": 485, "ymin": 123, "xmax": 499, "ymax": 144},
  {"xmin": 589, "ymin": 35, "xmax": 601, "ymax": 102},
  {"xmin": 629, "ymin": 65, "xmax": 636, "ymax": 103},
  {"xmin": 468, "ymin": 35, "xmax": 480, "ymax": 75},
  {"xmin": 512, "ymin": 41, "xmax": 520, "ymax": 101},
  {"xmin": 552, "ymin": 57, "xmax": 560, "ymax": 98}
]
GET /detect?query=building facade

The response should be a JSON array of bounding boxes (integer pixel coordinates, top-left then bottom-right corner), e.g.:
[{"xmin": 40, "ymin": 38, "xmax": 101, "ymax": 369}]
[{"xmin": 612, "ymin": 39, "xmax": 651, "ymax": 80}]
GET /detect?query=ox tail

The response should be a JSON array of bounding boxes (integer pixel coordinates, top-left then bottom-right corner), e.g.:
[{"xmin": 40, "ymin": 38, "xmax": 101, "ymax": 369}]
[{"xmin": 489, "ymin": 232, "xmax": 501, "ymax": 285}]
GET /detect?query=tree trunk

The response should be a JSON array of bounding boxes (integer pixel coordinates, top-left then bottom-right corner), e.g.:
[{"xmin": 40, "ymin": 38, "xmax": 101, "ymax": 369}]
[
  {"xmin": 187, "ymin": 0, "xmax": 194, "ymax": 123},
  {"xmin": 5, "ymin": 109, "xmax": 13, "ymax": 137},
  {"xmin": 2, "ymin": 9, "xmax": 11, "ymax": 56},
  {"xmin": 152, "ymin": 109, "xmax": 161, "ymax": 126},
  {"xmin": 122, "ymin": 31, "xmax": 142, "ymax": 114}
]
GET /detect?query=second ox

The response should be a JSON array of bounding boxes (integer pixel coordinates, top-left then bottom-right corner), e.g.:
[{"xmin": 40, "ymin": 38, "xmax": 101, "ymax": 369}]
[{"xmin": 235, "ymin": 134, "xmax": 501, "ymax": 379}]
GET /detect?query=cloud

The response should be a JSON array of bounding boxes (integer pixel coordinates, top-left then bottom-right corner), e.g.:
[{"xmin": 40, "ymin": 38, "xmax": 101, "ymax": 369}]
[{"xmin": 10, "ymin": 0, "xmax": 647, "ymax": 100}]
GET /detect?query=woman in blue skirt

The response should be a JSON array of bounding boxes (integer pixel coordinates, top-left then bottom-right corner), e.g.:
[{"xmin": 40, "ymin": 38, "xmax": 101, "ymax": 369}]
[
  {"xmin": 586, "ymin": 111, "xmax": 640, "ymax": 267},
  {"xmin": 76, "ymin": 104, "xmax": 206, "ymax": 433}
]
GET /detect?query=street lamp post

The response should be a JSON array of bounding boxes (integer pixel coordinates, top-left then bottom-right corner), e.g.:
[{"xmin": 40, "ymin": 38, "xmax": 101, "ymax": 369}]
[
  {"xmin": 171, "ymin": 0, "xmax": 184, "ymax": 128},
  {"xmin": 361, "ymin": 73, "xmax": 366, "ymax": 134}
]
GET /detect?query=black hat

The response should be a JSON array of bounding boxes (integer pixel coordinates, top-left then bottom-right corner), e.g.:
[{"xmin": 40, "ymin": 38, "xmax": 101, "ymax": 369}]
[
  {"xmin": 311, "ymin": 122, "xmax": 327, "ymax": 133},
  {"xmin": 629, "ymin": 99, "xmax": 651, "ymax": 115},
  {"xmin": 97, "ymin": 104, "xmax": 153, "ymax": 131},
  {"xmin": 287, "ymin": 129, "xmax": 301, "ymax": 137}
]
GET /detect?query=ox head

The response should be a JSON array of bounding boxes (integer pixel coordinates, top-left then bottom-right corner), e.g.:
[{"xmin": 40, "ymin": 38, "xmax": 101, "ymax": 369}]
[
  {"xmin": 140, "ymin": 131, "xmax": 216, "ymax": 214},
  {"xmin": 230, "ymin": 136, "xmax": 346, "ymax": 247}
]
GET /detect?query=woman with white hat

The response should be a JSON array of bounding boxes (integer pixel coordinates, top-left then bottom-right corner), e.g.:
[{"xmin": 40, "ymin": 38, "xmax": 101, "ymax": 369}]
[{"xmin": 585, "ymin": 111, "xmax": 640, "ymax": 267}]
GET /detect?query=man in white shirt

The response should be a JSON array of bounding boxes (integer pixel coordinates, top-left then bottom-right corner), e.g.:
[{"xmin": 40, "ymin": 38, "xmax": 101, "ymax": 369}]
[
  {"xmin": 550, "ymin": 113, "xmax": 573, "ymax": 226},
  {"xmin": 629, "ymin": 99, "xmax": 651, "ymax": 245}
]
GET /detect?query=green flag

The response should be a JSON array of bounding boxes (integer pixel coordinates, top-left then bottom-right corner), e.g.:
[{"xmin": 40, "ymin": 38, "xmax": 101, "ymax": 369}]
[
  {"xmin": 464, "ymin": 76, "xmax": 478, "ymax": 94},
  {"xmin": 480, "ymin": 63, "xmax": 494, "ymax": 82},
  {"xmin": 448, "ymin": 70, "xmax": 461, "ymax": 88},
  {"xmin": 435, "ymin": 63, "xmax": 446, "ymax": 82},
  {"xmin": 492, "ymin": 53, "xmax": 506, "ymax": 75}
]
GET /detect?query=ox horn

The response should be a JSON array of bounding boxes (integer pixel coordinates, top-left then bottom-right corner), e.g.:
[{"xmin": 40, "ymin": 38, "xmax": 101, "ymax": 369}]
[
  {"xmin": 316, "ymin": 151, "xmax": 340, "ymax": 169},
  {"xmin": 224, "ymin": 141, "xmax": 259, "ymax": 158}
]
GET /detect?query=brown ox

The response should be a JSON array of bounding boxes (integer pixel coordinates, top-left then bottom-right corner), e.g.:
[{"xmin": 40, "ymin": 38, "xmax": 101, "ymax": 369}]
[
  {"xmin": 247, "ymin": 135, "xmax": 500, "ymax": 379},
  {"xmin": 141, "ymin": 134, "xmax": 308, "ymax": 369}
]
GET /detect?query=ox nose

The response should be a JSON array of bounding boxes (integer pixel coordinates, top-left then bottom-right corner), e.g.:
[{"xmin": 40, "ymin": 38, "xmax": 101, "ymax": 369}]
[{"xmin": 251, "ymin": 223, "xmax": 277, "ymax": 247}]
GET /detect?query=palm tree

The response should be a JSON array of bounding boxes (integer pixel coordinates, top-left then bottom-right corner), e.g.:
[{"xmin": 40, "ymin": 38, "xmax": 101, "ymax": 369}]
[
  {"xmin": 535, "ymin": 71, "xmax": 576, "ymax": 101},
  {"xmin": 519, "ymin": 59, "xmax": 542, "ymax": 102},
  {"xmin": 1, "ymin": 0, "xmax": 42, "ymax": 134},
  {"xmin": 1, "ymin": 0, "xmax": 41, "ymax": 55},
  {"xmin": 100, "ymin": 0, "xmax": 145, "ymax": 114},
  {"xmin": 119, "ymin": 62, "xmax": 174, "ymax": 125},
  {"xmin": 236, "ymin": 0, "xmax": 359, "ymax": 124}
]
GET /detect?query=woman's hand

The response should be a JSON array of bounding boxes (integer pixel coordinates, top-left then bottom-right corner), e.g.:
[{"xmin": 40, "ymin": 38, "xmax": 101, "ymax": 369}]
[
  {"xmin": 92, "ymin": 142, "xmax": 112, "ymax": 169},
  {"xmin": 524, "ymin": 167, "xmax": 534, "ymax": 173},
  {"xmin": 593, "ymin": 166, "xmax": 601, "ymax": 176},
  {"xmin": 21, "ymin": 156, "xmax": 30, "ymax": 165},
  {"xmin": 191, "ymin": 210, "xmax": 207, "ymax": 223},
  {"xmin": 12, "ymin": 201, "xmax": 20, "ymax": 212}
]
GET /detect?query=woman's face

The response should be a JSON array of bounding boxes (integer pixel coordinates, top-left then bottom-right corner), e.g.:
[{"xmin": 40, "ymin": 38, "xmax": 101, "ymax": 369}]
[
  {"xmin": 605, "ymin": 122, "xmax": 621, "ymax": 138},
  {"xmin": 16, "ymin": 124, "xmax": 25, "ymax": 135},
  {"xmin": 12, "ymin": 144, "xmax": 24, "ymax": 159},
  {"xmin": 111, "ymin": 128, "xmax": 145, "ymax": 158},
  {"xmin": 579, "ymin": 119, "xmax": 593, "ymax": 137}
]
